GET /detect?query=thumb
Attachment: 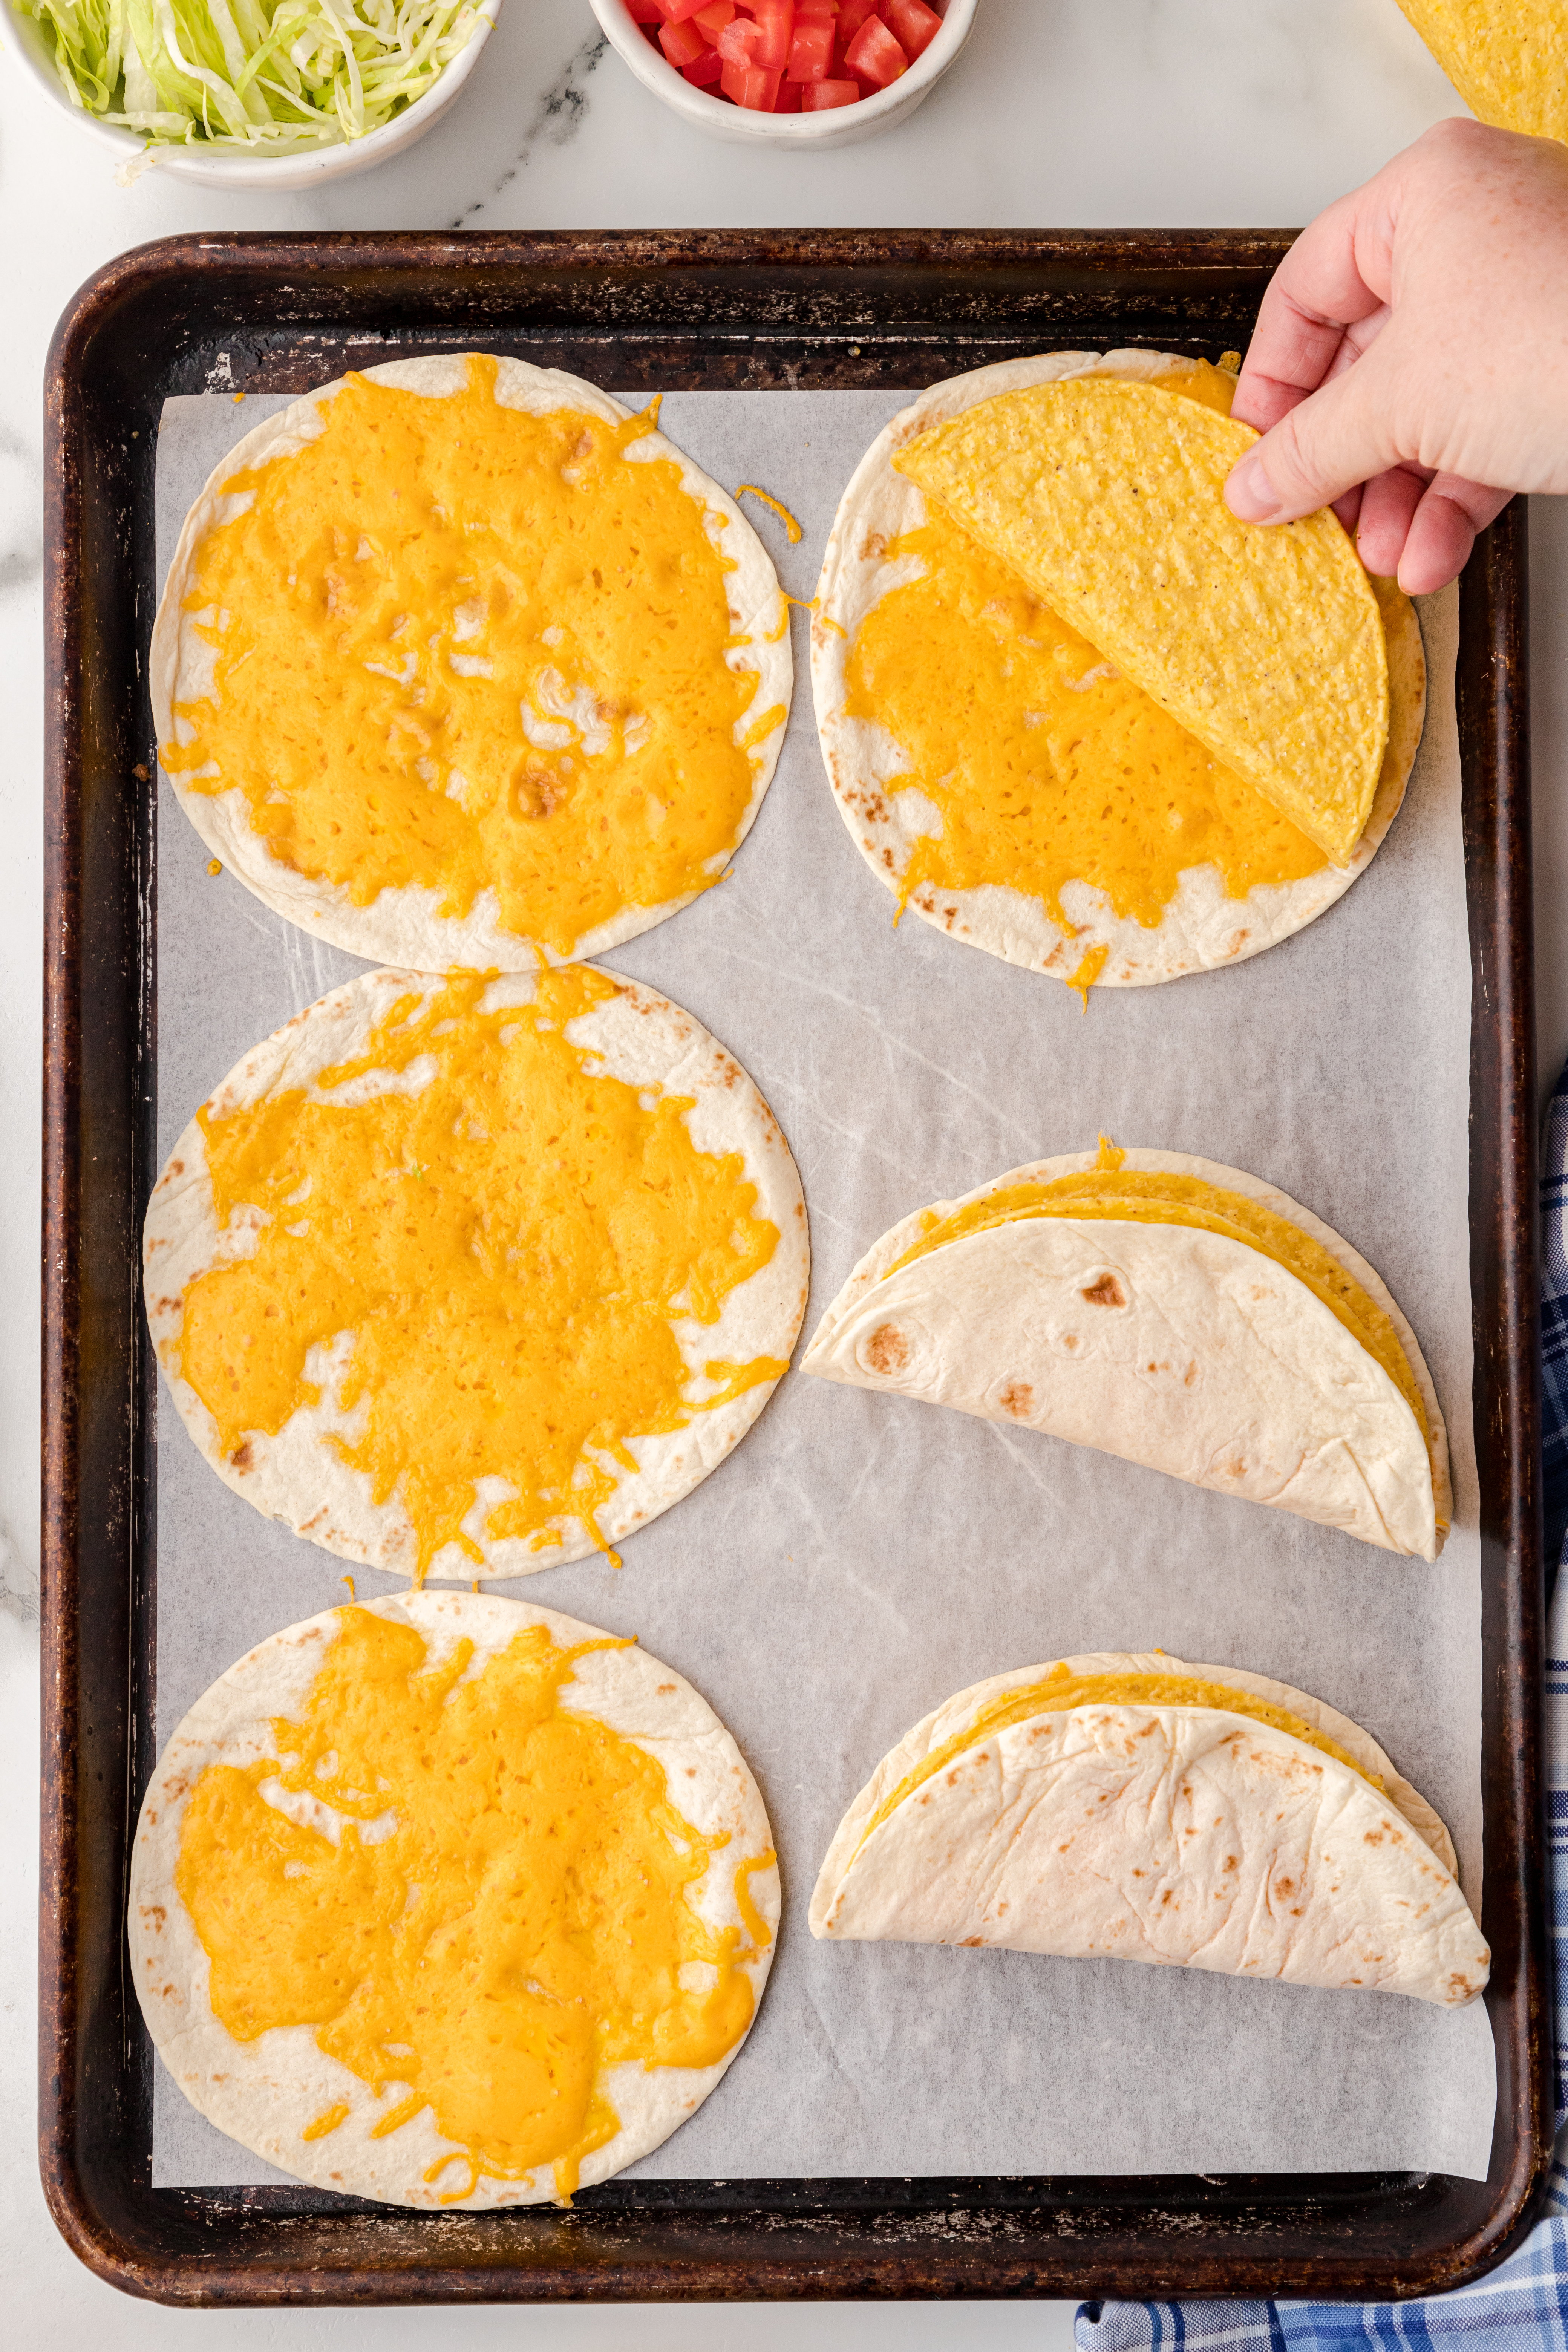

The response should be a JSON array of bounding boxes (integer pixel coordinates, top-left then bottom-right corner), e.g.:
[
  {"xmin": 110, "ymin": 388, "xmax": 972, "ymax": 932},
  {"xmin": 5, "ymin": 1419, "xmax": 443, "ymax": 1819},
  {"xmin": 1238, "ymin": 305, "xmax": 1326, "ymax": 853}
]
[{"xmin": 1225, "ymin": 354, "xmax": 1404, "ymax": 524}]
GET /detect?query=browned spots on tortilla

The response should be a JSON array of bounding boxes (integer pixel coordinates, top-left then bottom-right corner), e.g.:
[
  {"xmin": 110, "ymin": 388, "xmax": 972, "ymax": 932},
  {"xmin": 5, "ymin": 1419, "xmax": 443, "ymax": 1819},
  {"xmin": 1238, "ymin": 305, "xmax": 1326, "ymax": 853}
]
[
  {"xmin": 656, "ymin": 1682, "xmax": 677, "ymax": 1695},
  {"xmin": 1080, "ymin": 1271, "xmax": 1125, "ymax": 1308},
  {"xmin": 229, "ymin": 1439, "xmax": 254, "ymax": 1472},
  {"xmin": 997, "ymin": 1378, "xmax": 1034, "ymax": 1419},
  {"xmin": 1226, "ymin": 929, "xmax": 1250, "ymax": 957},
  {"xmin": 1183, "ymin": 1361, "xmax": 1198, "ymax": 1386},
  {"xmin": 862, "ymin": 1321, "xmax": 911, "ymax": 1375},
  {"xmin": 959, "ymin": 1936, "xmax": 982, "ymax": 1947}
]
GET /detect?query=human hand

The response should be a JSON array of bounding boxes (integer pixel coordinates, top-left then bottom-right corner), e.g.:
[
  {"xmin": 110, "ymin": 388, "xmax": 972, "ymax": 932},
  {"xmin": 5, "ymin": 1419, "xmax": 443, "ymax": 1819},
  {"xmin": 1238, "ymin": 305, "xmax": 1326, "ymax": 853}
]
[{"xmin": 1225, "ymin": 118, "xmax": 1568, "ymax": 593}]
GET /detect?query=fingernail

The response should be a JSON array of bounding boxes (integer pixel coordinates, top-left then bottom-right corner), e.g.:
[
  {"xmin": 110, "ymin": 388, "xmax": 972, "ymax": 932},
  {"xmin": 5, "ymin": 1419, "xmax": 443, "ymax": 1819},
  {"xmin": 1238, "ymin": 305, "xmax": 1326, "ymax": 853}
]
[{"xmin": 1225, "ymin": 451, "xmax": 1286, "ymax": 524}]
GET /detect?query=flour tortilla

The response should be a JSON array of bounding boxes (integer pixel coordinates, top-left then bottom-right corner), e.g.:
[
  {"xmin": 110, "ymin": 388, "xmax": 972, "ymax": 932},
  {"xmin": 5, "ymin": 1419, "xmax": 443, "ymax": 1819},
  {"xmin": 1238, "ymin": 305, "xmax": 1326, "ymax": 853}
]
[
  {"xmin": 151, "ymin": 355, "xmax": 792, "ymax": 972},
  {"xmin": 143, "ymin": 965, "xmax": 810, "ymax": 1578},
  {"xmin": 809, "ymin": 1649, "xmax": 1487, "ymax": 2008},
  {"xmin": 130, "ymin": 1591, "xmax": 780, "ymax": 2207},
  {"xmin": 801, "ymin": 1147, "xmax": 1449, "ymax": 1560},
  {"xmin": 812, "ymin": 350, "xmax": 1426, "ymax": 985}
]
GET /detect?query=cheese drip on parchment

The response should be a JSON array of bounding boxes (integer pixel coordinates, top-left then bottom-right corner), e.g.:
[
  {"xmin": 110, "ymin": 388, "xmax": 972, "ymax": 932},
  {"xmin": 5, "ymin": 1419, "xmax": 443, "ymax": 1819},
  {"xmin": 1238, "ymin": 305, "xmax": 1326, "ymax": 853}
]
[
  {"xmin": 173, "ymin": 966, "xmax": 786, "ymax": 1577},
  {"xmin": 845, "ymin": 361, "xmax": 1331, "ymax": 954},
  {"xmin": 176, "ymin": 1607, "xmax": 774, "ymax": 2205},
  {"xmin": 161, "ymin": 356, "xmax": 782, "ymax": 957}
]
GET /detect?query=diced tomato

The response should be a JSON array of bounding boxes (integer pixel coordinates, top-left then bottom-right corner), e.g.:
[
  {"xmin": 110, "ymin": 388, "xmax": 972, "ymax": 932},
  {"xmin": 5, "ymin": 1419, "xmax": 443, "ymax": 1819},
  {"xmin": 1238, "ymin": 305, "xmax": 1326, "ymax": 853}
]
[
  {"xmin": 843, "ymin": 13, "xmax": 904, "ymax": 83},
  {"xmin": 786, "ymin": 17, "xmax": 833, "ymax": 77},
  {"xmin": 720, "ymin": 57, "xmax": 783, "ymax": 106},
  {"xmin": 659, "ymin": 15, "xmax": 708, "ymax": 63},
  {"xmin": 682, "ymin": 44, "xmax": 724, "ymax": 81},
  {"xmin": 836, "ymin": 0, "xmax": 878, "ymax": 36},
  {"xmin": 651, "ymin": 0, "xmax": 709, "ymax": 18},
  {"xmin": 716, "ymin": 12, "xmax": 766, "ymax": 60},
  {"xmin": 746, "ymin": 0, "xmax": 793, "ymax": 69},
  {"xmin": 693, "ymin": 0, "xmax": 733, "ymax": 30},
  {"xmin": 882, "ymin": 0, "xmax": 942, "ymax": 58},
  {"xmin": 799, "ymin": 75, "xmax": 859, "ymax": 106},
  {"xmin": 624, "ymin": 0, "xmax": 664, "ymax": 21},
  {"xmin": 773, "ymin": 75, "xmax": 804, "ymax": 108},
  {"xmin": 796, "ymin": 0, "xmax": 836, "ymax": 14}
]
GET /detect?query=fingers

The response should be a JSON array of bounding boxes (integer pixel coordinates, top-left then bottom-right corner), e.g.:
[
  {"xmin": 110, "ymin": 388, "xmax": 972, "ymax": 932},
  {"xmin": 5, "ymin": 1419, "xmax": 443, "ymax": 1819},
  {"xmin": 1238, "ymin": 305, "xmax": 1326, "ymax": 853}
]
[
  {"xmin": 1353, "ymin": 465, "xmax": 1430, "ymax": 576},
  {"xmin": 1230, "ymin": 182, "xmax": 1396, "ymax": 430},
  {"xmin": 1226, "ymin": 353, "xmax": 1404, "ymax": 524},
  {"xmin": 1396, "ymin": 478, "xmax": 1512, "ymax": 596}
]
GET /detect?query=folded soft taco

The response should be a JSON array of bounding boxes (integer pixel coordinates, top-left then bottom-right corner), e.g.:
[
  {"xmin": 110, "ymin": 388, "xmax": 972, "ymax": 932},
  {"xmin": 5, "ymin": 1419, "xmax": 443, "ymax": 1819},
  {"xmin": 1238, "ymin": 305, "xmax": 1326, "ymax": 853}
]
[
  {"xmin": 801, "ymin": 1142, "xmax": 1448, "ymax": 1559},
  {"xmin": 811, "ymin": 1650, "xmax": 1487, "ymax": 2008}
]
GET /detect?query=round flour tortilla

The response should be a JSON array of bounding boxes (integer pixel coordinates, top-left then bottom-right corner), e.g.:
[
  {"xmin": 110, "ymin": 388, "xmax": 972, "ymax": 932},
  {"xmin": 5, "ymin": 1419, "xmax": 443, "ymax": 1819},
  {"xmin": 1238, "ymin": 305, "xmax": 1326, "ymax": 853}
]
[
  {"xmin": 130, "ymin": 1591, "xmax": 780, "ymax": 2207},
  {"xmin": 812, "ymin": 349, "xmax": 1426, "ymax": 985},
  {"xmin": 144, "ymin": 965, "xmax": 810, "ymax": 1578},
  {"xmin": 809, "ymin": 1649, "xmax": 1487, "ymax": 2007},
  {"xmin": 151, "ymin": 354, "xmax": 792, "ymax": 971},
  {"xmin": 802, "ymin": 1148, "xmax": 1450, "ymax": 1560}
]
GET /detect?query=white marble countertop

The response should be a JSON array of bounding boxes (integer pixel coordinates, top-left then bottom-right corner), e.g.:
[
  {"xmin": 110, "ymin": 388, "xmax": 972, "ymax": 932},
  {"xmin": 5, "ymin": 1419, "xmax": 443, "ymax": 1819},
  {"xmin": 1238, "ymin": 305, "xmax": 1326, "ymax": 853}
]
[{"xmin": 2, "ymin": 2, "xmax": 1564, "ymax": 2340}]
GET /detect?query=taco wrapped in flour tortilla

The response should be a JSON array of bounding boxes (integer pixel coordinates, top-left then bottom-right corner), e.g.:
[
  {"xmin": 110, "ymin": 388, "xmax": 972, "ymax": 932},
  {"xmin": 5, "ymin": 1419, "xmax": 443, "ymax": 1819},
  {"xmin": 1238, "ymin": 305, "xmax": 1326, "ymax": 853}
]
[
  {"xmin": 801, "ymin": 1142, "xmax": 1448, "ymax": 1559},
  {"xmin": 812, "ymin": 349, "xmax": 1425, "ymax": 991},
  {"xmin": 130, "ymin": 1591, "xmax": 780, "ymax": 2207},
  {"xmin": 144, "ymin": 963, "xmax": 809, "ymax": 1581},
  {"xmin": 152, "ymin": 353, "xmax": 790, "ymax": 972},
  {"xmin": 810, "ymin": 1650, "xmax": 1487, "ymax": 2008}
]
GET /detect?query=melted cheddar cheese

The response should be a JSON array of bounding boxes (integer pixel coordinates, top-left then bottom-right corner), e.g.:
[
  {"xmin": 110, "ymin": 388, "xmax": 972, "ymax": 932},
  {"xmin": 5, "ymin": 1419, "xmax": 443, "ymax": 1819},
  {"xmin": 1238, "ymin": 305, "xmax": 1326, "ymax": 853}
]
[
  {"xmin": 177, "ymin": 1607, "xmax": 771, "ymax": 2204},
  {"xmin": 161, "ymin": 357, "xmax": 780, "ymax": 957},
  {"xmin": 845, "ymin": 360, "xmax": 1331, "ymax": 960},
  {"xmin": 173, "ymin": 966, "xmax": 785, "ymax": 1577}
]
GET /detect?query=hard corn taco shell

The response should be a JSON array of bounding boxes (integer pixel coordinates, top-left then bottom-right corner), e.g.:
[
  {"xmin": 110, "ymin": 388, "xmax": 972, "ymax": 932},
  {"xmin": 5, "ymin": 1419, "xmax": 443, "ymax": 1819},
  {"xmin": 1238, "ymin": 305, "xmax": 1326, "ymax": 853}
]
[
  {"xmin": 894, "ymin": 369, "xmax": 1390, "ymax": 867},
  {"xmin": 801, "ymin": 1148, "xmax": 1449, "ymax": 1560},
  {"xmin": 130, "ymin": 1591, "xmax": 780, "ymax": 2207},
  {"xmin": 1396, "ymin": 3, "xmax": 1568, "ymax": 142},
  {"xmin": 812, "ymin": 349, "xmax": 1424, "ymax": 987},
  {"xmin": 809, "ymin": 1650, "xmax": 1487, "ymax": 2007},
  {"xmin": 151, "ymin": 354, "xmax": 792, "ymax": 972}
]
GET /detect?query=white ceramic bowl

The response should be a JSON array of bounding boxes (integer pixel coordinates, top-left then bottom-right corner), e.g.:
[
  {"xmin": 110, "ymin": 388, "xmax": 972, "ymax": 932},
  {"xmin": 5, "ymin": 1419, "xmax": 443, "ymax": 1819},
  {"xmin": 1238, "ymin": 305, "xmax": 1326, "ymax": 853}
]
[
  {"xmin": 3, "ymin": 0, "xmax": 500, "ymax": 188},
  {"xmin": 590, "ymin": 0, "xmax": 977, "ymax": 148}
]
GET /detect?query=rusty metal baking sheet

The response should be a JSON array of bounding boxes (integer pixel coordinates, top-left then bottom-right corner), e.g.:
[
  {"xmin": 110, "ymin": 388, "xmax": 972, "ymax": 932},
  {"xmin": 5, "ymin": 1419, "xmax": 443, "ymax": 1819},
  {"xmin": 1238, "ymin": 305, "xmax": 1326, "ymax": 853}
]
[{"xmin": 40, "ymin": 233, "xmax": 1550, "ymax": 2306}]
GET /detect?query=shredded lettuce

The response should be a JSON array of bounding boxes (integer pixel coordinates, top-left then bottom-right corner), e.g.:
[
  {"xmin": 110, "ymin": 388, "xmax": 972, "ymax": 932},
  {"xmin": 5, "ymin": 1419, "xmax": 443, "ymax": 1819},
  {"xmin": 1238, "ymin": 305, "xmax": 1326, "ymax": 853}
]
[{"xmin": 17, "ymin": 0, "xmax": 485, "ymax": 149}]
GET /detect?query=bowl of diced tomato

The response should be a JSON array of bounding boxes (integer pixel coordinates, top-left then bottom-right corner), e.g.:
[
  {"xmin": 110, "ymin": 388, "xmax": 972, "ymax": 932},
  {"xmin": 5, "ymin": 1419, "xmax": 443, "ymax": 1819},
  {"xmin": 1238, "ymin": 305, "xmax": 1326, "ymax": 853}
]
[{"xmin": 591, "ymin": 0, "xmax": 978, "ymax": 144}]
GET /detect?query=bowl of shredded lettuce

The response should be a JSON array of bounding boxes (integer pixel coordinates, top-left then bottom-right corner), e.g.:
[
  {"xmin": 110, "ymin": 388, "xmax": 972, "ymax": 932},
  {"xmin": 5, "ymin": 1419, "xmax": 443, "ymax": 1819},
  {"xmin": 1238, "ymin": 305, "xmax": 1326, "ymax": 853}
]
[{"xmin": 7, "ymin": 0, "xmax": 500, "ymax": 184}]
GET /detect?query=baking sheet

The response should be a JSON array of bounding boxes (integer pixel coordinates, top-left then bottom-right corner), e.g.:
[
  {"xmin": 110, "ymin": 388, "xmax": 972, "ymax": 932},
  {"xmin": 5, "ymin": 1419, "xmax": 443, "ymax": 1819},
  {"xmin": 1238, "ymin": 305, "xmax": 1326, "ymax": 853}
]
[{"xmin": 149, "ymin": 381, "xmax": 1492, "ymax": 2187}]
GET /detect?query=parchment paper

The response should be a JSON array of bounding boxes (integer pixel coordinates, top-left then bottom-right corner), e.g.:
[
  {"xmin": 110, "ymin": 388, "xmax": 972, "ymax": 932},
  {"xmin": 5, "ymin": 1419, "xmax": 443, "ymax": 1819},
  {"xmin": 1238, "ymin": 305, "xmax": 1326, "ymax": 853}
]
[{"xmin": 150, "ymin": 383, "xmax": 1492, "ymax": 2187}]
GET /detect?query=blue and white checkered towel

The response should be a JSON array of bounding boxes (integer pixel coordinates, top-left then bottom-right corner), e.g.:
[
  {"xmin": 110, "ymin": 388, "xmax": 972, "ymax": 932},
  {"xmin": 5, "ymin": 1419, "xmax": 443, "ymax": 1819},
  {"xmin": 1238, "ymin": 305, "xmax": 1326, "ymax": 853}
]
[{"xmin": 1076, "ymin": 1066, "xmax": 1568, "ymax": 2350}]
